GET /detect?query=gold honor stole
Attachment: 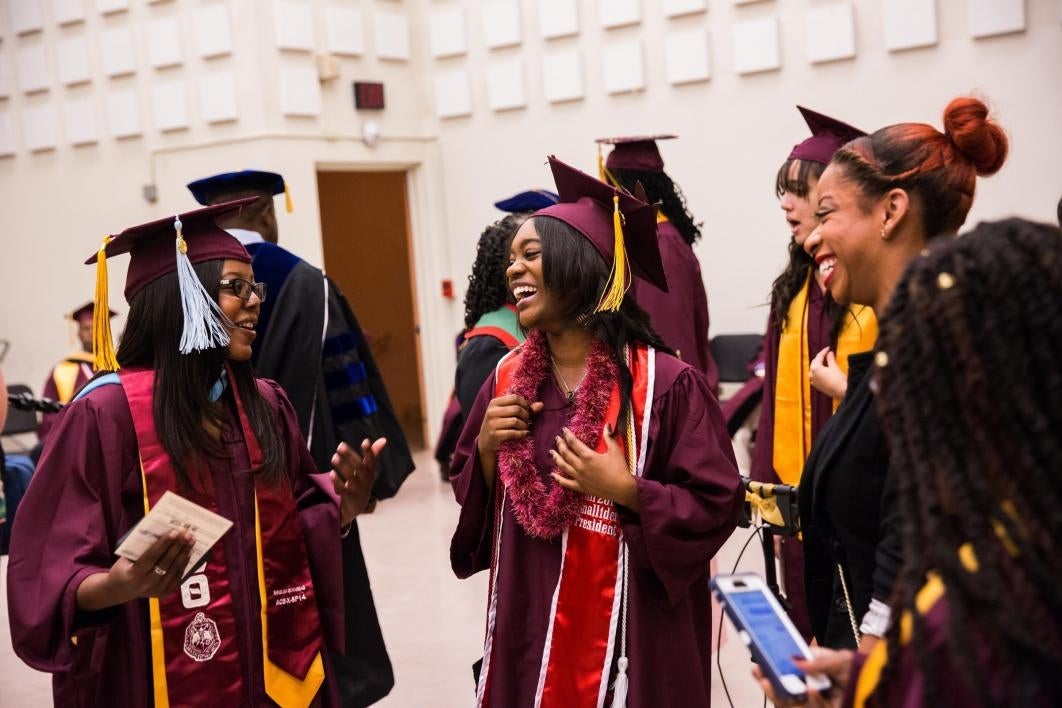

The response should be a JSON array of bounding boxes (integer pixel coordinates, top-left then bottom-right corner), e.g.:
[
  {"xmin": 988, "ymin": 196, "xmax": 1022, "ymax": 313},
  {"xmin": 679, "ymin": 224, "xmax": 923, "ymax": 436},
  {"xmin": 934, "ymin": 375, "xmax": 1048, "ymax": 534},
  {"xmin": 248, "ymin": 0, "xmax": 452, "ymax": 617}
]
[
  {"xmin": 52, "ymin": 352, "xmax": 94, "ymax": 403},
  {"xmin": 478, "ymin": 345, "xmax": 654, "ymax": 708},
  {"xmin": 119, "ymin": 367, "xmax": 324, "ymax": 708},
  {"xmin": 772, "ymin": 276, "xmax": 878, "ymax": 485}
]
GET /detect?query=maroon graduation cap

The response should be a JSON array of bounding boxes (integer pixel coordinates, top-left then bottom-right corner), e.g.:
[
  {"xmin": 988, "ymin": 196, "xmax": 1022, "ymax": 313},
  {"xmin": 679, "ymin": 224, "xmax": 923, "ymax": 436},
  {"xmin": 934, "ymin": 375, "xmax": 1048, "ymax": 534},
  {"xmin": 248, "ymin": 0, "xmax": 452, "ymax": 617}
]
[
  {"xmin": 596, "ymin": 134, "xmax": 677, "ymax": 173},
  {"xmin": 69, "ymin": 301, "xmax": 117, "ymax": 323},
  {"xmin": 788, "ymin": 107, "xmax": 866, "ymax": 165},
  {"xmin": 533, "ymin": 155, "xmax": 668, "ymax": 311},
  {"xmin": 84, "ymin": 198, "xmax": 256, "ymax": 368}
]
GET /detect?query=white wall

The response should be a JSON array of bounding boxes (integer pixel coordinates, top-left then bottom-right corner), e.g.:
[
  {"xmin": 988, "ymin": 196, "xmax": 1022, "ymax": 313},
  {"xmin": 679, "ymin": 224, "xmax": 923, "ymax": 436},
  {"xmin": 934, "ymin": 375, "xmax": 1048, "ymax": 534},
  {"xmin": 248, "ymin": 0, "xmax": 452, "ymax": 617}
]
[{"xmin": 1, "ymin": 0, "xmax": 1060, "ymax": 443}]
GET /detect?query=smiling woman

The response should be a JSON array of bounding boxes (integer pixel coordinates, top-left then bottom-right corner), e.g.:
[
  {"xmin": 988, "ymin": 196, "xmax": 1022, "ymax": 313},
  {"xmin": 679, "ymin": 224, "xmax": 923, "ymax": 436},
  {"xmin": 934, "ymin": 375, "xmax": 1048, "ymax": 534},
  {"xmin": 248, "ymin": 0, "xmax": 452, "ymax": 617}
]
[
  {"xmin": 7, "ymin": 200, "xmax": 384, "ymax": 707},
  {"xmin": 450, "ymin": 156, "xmax": 743, "ymax": 708},
  {"xmin": 797, "ymin": 96, "xmax": 1009, "ymax": 652}
]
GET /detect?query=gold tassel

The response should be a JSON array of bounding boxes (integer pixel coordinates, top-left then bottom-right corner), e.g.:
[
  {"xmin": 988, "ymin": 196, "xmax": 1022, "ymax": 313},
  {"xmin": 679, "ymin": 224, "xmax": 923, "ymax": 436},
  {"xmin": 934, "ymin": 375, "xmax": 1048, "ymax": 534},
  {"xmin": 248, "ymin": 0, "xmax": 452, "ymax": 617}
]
[
  {"xmin": 595, "ymin": 195, "xmax": 628, "ymax": 313},
  {"xmin": 597, "ymin": 144, "xmax": 619, "ymax": 188},
  {"xmin": 284, "ymin": 182, "xmax": 293, "ymax": 213},
  {"xmin": 93, "ymin": 236, "xmax": 119, "ymax": 372}
]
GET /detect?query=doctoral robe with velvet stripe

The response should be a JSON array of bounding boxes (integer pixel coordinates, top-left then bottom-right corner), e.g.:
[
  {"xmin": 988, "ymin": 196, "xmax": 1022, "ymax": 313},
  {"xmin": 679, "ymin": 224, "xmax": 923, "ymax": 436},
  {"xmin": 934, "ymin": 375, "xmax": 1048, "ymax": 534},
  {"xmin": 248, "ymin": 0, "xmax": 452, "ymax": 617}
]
[
  {"xmin": 630, "ymin": 221, "xmax": 719, "ymax": 393},
  {"xmin": 6, "ymin": 379, "xmax": 349, "ymax": 707},
  {"xmin": 450, "ymin": 352, "xmax": 743, "ymax": 707}
]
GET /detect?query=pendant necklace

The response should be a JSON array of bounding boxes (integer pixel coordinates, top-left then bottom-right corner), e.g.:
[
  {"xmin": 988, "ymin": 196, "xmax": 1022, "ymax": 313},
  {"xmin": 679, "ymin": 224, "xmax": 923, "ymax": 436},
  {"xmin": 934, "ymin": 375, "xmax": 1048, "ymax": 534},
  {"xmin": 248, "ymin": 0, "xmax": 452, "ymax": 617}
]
[{"xmin": 550, "ymin": 356, "xmax": 586, "ymax": 405}]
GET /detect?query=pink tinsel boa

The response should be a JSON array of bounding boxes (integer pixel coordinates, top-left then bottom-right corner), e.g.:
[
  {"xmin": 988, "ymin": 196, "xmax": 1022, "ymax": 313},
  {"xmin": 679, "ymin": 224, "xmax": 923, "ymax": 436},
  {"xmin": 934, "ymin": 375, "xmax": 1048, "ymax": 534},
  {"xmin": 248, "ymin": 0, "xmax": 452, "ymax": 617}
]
[{"xmin": 497, "ymin": 329, "xmax": 618, "ymax": 539}]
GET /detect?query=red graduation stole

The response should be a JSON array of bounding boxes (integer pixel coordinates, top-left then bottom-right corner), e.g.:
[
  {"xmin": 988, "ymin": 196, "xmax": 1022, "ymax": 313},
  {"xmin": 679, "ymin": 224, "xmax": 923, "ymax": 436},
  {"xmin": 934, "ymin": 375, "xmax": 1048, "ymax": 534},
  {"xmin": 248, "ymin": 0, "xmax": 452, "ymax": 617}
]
[
  {"xmin": 479, "ymin": 344, "xmax": 654, "ymax": 708},
  {"xmin": 119, "ymin": 367, "xmax": 325, "ymax": 707}
]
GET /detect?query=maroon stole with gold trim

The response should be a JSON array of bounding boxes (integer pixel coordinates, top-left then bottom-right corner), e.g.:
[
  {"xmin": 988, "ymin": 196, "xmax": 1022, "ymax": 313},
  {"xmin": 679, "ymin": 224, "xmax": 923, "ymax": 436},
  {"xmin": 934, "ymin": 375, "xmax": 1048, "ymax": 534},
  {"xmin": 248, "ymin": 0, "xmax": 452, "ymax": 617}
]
[{"xmin": 120, "ymin": 367, "xmax": 323, "ymax": 707}]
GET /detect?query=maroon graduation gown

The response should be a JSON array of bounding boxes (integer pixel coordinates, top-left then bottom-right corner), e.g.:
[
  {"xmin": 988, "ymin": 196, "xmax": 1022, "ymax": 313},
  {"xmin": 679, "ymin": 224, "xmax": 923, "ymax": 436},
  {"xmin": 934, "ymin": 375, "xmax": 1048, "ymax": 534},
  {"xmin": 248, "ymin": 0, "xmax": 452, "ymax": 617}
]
[
  {"xmin": 841, "ymin": 592, "xmax": 1022, "ymax": 707},
  {"xmin": 450, "ymin": 352, "xmax": 743, "ymax": 707},
  {"xmin": 749, "ymin": 281, "xmax": 835, "ymax": 639},
  {"xmin": 6, "ymin": 379, "xmax": 347, "ymax": 707},
  {"xmin": 38, "ymin": 359, "xmax": 93, "ymax": 441},
  {"xmin": 631, "ymin": 222, "xmax": 719, "ymax": 392}
]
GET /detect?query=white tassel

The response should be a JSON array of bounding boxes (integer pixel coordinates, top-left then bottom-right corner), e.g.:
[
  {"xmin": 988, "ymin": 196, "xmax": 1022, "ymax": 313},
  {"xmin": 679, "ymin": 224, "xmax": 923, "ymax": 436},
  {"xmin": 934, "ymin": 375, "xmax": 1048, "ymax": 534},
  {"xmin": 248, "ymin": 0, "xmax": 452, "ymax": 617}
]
[
  {"xmin": 610, "ymin": 657, "xmax": 628, "ymax": 708},
  {"xmin": 174, "ymin": 216, "xmax": 232, "ymax": 354}
]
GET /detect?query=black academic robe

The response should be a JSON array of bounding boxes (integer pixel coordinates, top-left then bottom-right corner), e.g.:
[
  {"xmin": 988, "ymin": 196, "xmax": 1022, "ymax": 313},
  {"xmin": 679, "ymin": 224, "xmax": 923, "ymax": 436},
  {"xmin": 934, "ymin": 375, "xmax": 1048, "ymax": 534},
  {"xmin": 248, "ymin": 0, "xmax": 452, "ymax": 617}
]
[{"xmin": 249, "ymin": 241, "xmax": 412, "ymax": 706}]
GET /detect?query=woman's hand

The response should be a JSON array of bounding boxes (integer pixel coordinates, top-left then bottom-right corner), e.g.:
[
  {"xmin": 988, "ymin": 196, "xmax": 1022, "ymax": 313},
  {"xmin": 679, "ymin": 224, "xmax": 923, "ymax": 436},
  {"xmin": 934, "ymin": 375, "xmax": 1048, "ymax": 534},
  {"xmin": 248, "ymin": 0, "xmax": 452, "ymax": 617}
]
[
  {"xmin": 550, "ymin": 425, "xmax": 639, "ymax": 510},
  {"xmin": 477, "ymin": 394, "xmax": 544, "ymax": 486},
  {"xmin": 478, "ymin": 394, "xmax": 543, "ymax": 456},
  {"xmin": 76, "ymin": 530, "xmax": 196, "ymax": 611},
  {"xmin": 752, "ymin": 647, "xmax": 854, "ymax": 708},
  {"xmin": 809, "ymin": 347, "xmax": 848, "ymax": 401},
  {"xmin": 332, "ymin": 438, "xmax": 386, "ymax": 527}
]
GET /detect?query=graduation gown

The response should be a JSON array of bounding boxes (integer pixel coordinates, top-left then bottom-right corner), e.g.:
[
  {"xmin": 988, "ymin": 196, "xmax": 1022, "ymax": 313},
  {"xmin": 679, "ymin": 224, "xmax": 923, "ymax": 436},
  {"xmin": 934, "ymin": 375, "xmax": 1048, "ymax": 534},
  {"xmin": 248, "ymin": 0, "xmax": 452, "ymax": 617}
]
[
  {"xmin": 450, "ymin": 353, "xmax": 743, "ymax": 707},
  {"xmin": 248, "ymin": 241, "xmax": 405, "ymax": 705},
  {"xmin": 748, "ymin": 282, "xmax": 836, "ymax": 639},
  {"xmin": 630, "ymin": 221, "xmax": 719, "ymax": 392},
  {"xmin": 840, "ymin": 580, "xmax": 1028, "ymax": 707},
  {"xmin": 38, "ymin": 354, "xmax": 94, "ymax": 441},
  {"xmin": 6, "ymin": 379, "xmax": 349, "ymax": 707}
]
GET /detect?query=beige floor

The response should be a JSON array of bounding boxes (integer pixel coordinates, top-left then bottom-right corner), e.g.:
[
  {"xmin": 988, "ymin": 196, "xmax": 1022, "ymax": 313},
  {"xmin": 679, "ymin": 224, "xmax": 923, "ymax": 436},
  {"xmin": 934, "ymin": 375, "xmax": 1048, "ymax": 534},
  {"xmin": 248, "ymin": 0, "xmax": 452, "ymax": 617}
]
[{"xmin": 1, "ymin": 448, "xmax": 767, "ymax": 707}]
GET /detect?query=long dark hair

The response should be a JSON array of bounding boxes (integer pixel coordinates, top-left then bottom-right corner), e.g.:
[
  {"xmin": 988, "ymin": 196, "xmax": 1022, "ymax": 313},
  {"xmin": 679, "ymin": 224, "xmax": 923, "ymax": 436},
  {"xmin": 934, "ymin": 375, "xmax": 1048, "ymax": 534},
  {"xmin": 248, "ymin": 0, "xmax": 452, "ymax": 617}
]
[
  {"xmin": 610, "ymin": 167, "xmax": 701, "ymax": 246},
  {"xmin": 464, "ymin": 213, "xmax": 526, "ymax": 330},
  {"xmin": 534, "ymin": 216, "xmax": 671, "ymax": 426},
  {"xmin": 872, "ymin": 218, "xmax": 1062, "ymax": 706},
  {"xmin": 116, "ymin": 259, "xmax": 286, "ymax": 487},
  {"xmin": 770, "ymin": 158, "xmax": 847, "ymax": 339}
]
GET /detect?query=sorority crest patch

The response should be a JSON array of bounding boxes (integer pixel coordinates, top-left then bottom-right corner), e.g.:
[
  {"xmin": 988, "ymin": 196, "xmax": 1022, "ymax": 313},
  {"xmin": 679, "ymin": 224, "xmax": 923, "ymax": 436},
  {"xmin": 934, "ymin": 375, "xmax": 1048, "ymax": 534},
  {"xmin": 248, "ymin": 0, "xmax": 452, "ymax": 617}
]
[{"xmin": 183, "ymin": 612, "xmax": 222, "ymax": 662}]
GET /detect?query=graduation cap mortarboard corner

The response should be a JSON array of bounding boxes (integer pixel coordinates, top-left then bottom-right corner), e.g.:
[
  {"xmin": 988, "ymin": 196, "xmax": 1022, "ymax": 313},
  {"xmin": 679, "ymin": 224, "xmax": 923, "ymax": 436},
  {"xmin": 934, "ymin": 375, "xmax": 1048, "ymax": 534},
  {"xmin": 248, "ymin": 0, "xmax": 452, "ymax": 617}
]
[
  {"xmin": 595, "ymin": 135, "xmax": 677, "ymax": 184},
  {"xmin": 68, "ymin": 301, "xmax": 117, "ymax": 322},
  {"xmin": 85, "ymin": 198, "xmax": 257, "ymax": 370},
  {"xmin": 493, "ymin": 190, "xmax": 560, "ymax": 213},
  {"xmin": 187, "ymin": 169, "xmax": 293, "ymax": 214},
  {"xmin": 787, "ymin": 106, "xmax": 867, "ymax": 166},
  {"xmin": 533, "ymin": 155, "xmax": 668, "ymax": 313}
]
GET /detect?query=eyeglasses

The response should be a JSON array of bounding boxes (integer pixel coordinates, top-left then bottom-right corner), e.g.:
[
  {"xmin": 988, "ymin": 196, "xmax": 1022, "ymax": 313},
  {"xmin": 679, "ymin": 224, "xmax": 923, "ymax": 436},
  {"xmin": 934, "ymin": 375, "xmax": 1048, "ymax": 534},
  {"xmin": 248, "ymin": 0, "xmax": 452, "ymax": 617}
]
[{"xmin": 219, "ymin": 278, "xmax": 268, "ymax": 302}]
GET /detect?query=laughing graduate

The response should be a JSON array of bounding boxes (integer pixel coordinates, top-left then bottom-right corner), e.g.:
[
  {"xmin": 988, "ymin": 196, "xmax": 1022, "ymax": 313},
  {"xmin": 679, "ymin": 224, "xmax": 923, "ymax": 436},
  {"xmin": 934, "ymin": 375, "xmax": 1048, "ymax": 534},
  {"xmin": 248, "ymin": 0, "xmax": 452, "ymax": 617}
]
[
  {"xmin": 7, "ymin": 200, "xmax": 384, "ymax": 707},
  {"xmin": 450, "ymin": 156, "xmax": 743, "ymax": 708}
]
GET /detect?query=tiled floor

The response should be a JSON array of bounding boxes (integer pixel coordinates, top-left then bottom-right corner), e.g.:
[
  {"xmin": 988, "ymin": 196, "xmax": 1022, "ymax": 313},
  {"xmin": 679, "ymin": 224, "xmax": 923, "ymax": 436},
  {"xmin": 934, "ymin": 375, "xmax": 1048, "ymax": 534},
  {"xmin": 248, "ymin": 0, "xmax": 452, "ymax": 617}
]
[{"xmin": 1, "ymin": 448, "xmax": 767, "ymax": 707}]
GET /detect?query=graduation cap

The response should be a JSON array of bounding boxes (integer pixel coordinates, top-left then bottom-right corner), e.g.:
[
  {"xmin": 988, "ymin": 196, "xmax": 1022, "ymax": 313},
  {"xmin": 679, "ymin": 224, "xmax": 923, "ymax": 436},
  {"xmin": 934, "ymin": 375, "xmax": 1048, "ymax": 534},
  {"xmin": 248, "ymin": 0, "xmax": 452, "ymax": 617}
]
[
  {"xmin": 534, "ymin": 155, "xmax": 668, "ymax": 313},
  {"xmin": 68, "ymin": 301, "xmax": 117, "ymax": 323},
  {"xmin": 787, "ymin": 106, "xmax": 867, "ymax": 165},
  {"xmin": 186, "ymin": 169, "xmax": 293, "ymax": 213},
  {"xmin": 84, "ymin": 198, "xmax": 257, "ymax": 370},
  {"xmin": 493, "ymin": 189, "xmax": 559, "ymax": 213},
  {"xmin": 595, "ymin": 135, "xmax": 677, "ymax": 183}
]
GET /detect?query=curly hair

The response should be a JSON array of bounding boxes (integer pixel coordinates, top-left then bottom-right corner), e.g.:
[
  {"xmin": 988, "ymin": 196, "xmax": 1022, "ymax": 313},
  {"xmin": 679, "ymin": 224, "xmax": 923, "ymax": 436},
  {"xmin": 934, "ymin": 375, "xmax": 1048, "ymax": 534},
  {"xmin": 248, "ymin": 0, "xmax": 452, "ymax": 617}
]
[
  {"xmin": 871, "ymin": 218, "xmax": 1062, "ymax": 706},
  {"xmin": 609, "ymin": 167, "xmax": 702, "ymax": 246},
  {"xmin": 464, "ymin": 213, "xmax": 527, "ymax": 330}
]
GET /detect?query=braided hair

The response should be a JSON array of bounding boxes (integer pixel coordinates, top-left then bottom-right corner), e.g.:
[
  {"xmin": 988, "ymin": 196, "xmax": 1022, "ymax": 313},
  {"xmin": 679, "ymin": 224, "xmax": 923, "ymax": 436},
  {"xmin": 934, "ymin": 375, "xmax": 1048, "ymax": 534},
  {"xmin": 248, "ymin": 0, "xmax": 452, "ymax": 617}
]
[
  {"xmin": 609, "ymin": 167, "xmax": 702, "ymax": 246},
  {"xmin": 871, "ymin": 218, "xmax": 1062, "ymax": 706},
  {"xmin": 464, "ymin": 213, "xmax": 527, "ymax": 331}
]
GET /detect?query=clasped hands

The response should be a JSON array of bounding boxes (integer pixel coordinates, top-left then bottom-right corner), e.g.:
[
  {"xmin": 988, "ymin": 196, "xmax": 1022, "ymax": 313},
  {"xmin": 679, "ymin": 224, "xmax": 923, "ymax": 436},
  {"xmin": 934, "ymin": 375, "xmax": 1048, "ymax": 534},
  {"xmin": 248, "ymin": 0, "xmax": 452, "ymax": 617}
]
[{"xmin": 479, "ymin": 394, "xmax": 639, "ymax": 511}]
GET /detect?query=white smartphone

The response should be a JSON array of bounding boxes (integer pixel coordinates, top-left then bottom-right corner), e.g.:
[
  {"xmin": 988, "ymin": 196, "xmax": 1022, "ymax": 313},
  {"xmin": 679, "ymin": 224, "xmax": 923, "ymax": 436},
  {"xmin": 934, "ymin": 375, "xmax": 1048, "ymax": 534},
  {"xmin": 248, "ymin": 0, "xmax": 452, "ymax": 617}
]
[{"xmin": 710, "ymin": 572, "xmax": 831, "ymax": 702}]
